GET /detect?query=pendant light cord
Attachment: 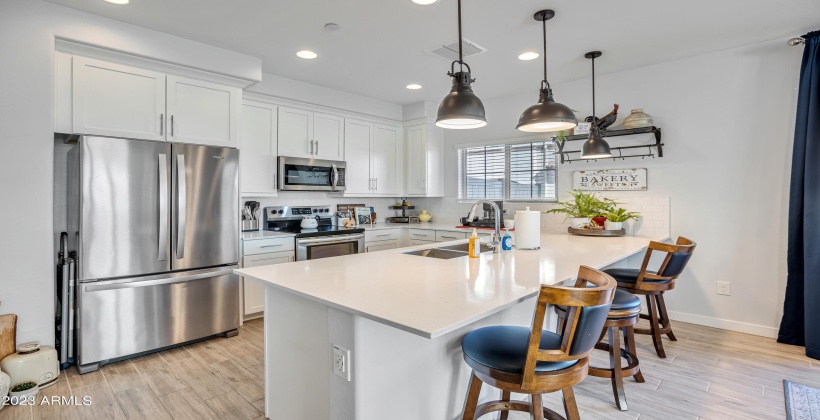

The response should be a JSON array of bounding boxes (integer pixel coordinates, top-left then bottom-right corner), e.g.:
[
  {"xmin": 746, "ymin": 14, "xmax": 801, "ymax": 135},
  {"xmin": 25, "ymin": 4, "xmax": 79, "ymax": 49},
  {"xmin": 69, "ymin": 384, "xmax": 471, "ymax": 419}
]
[
  {"xmin": 591, "ymin": 55, "xmax": 596, "ymax": 119},
  {"xmin": 542, "ymin": 16, "xmax": 548, "ymax": 87},
  {"xmin": 457, "ymin": 0, "xmax": 463, "ymax": 71}
]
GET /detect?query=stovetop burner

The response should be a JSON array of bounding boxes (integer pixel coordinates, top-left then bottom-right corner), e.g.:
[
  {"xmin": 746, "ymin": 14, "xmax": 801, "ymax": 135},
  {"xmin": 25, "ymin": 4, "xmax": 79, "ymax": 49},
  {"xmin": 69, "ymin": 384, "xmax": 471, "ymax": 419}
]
[{"xmin": 264, "ymin": 205, "xmax": 364, "ymax": 238}]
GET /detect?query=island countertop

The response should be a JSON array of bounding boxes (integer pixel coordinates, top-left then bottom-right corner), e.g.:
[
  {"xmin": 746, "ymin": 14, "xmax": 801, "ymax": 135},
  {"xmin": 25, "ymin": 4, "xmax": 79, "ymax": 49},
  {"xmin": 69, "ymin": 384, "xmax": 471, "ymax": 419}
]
[{"xmin": 236, "ymin": 233, "xmax": 666, "ymax": 339}]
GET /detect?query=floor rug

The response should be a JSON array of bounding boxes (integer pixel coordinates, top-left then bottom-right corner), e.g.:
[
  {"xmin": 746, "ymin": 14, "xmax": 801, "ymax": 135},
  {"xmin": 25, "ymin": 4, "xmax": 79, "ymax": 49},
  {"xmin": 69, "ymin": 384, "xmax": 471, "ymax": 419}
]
[{"xmin": 785, "ymin": 380, "xmax": 820, "ymax": 419}]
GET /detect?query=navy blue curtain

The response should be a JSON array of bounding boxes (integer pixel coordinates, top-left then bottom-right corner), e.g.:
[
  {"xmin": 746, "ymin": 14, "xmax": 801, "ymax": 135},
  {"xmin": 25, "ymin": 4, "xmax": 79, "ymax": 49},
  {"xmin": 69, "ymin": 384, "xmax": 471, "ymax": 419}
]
[{"xmin": 779, "ymin": 31, "xmax": 820, "ymax": 358}]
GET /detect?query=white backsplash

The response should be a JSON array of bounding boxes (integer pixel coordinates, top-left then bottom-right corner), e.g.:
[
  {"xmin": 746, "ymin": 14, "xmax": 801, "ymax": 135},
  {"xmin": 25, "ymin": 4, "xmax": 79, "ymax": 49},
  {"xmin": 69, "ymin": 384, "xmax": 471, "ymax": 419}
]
[{"xmin": 243, "ymin": 192, "xmax": 670, "ymax": 239}]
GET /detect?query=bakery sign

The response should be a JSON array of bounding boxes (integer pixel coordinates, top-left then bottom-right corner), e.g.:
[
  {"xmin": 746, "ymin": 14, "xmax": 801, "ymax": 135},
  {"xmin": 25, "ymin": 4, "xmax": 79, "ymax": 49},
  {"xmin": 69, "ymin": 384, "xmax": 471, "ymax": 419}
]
[{"xmin": 572, "ymin": 169, "xmax": 647, "ymax": 191}]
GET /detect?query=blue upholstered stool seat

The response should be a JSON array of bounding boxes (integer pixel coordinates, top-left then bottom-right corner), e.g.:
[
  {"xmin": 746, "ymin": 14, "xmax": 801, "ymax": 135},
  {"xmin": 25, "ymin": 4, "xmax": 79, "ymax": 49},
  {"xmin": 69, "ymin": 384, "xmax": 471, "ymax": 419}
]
[
  {"xmin": 610, "ymin": 289, "xmax": 641, "ymax": 311},
  {"xmin": 604, "ymin": 268, "xmax": 669, "ymax": 284},
  {"xmin": 462, "ymin": 326, "xmax": 579, "ymax": 374}
]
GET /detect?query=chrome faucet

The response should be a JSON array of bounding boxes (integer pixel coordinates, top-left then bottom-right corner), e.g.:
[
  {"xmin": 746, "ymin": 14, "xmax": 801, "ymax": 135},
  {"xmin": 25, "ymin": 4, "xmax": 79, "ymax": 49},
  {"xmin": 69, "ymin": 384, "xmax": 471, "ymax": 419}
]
[{"xmin": 467, "ymin": 200, "xmax": 502, "ymax": 253}]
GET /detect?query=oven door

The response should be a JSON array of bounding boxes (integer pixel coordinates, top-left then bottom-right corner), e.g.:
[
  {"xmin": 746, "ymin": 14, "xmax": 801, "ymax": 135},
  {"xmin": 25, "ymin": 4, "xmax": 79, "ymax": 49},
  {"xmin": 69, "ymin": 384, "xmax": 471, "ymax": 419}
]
[
  {"xmin": 296, "ymin": 233, "xmax": 365, "ymax": 261},
  {"xmin": 278, "ymin": 156, "xmax": 346, "ymax": 191}
]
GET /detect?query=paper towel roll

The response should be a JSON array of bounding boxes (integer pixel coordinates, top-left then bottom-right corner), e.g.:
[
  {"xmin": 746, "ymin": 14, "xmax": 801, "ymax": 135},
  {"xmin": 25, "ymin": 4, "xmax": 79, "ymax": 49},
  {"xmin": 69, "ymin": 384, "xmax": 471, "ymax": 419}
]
[{"xmin": 514, "ymin": 207, "xmax": 541, "ymax": 250}]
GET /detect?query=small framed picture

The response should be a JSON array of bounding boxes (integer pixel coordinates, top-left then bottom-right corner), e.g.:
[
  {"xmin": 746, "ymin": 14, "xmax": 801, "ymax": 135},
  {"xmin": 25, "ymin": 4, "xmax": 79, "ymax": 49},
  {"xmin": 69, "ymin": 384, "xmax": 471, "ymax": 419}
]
[
  {"xmin": 354, "ymin": 207, "xmax": 373, "ymax": 225},
  {"xmin": 573, "ymin": 122, "xmax": 592, "ymax": 135}
]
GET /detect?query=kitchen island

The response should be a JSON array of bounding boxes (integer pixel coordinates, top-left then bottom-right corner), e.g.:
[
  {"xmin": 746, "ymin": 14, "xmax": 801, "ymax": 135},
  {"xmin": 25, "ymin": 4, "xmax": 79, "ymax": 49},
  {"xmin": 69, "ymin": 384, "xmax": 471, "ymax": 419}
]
[{"xmin": 236, "ymin": 233, "xmax": 666, "ymax": 420}]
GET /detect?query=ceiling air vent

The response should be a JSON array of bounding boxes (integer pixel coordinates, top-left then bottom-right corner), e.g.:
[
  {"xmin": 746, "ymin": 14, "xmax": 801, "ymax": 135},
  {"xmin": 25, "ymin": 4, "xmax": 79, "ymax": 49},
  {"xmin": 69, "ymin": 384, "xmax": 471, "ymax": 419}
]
[{"xmin": 426, "ymin": 38, "xmax": 487, "ymax": 61}]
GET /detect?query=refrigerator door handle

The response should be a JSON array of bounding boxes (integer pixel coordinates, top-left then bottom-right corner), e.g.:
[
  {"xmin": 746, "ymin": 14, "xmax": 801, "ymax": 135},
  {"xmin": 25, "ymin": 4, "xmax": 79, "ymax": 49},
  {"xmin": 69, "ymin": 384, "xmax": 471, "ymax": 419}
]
[
  {"xmin": 83, "ymin": 267, "xmax": 236, "ymax": 292},
  {"xmin": 176, "ymin": 154, "xmax": 187, "ymax": 259},
  {"xmin": 158, "ymin": 154, "xmax": 168, "ymax": 261}
]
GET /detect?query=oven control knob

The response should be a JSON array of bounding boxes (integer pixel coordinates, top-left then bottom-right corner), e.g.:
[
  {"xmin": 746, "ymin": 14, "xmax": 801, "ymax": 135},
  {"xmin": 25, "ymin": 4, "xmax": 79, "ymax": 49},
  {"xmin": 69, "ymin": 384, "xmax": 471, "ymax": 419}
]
[
  {"xmin": 313, "ymin": 209, "xmax": 318, "ymax": 213},
  {"xmin": 323, "ymin": 209, "xmax": 329, "ymax": 213},
  {"xmin": 277, "ymin": 210, "xmax": 284, "ymax": 215}
]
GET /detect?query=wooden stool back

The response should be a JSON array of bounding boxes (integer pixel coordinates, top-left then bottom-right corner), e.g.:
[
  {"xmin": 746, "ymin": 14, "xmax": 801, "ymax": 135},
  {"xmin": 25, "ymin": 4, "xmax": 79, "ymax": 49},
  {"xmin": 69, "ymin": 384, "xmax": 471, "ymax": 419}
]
[
  {"xmin": 521, "ymin": 265, "xmax": 616, "ymax": 390},
  {"xmin": 631, "ymin": 237, "xmax": 697, "ymax": 292}
]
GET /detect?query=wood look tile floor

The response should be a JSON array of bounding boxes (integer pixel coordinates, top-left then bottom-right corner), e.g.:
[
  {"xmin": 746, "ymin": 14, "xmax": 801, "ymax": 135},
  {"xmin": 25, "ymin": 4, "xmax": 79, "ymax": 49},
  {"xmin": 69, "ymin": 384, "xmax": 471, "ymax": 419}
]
[{"xmin": 0, "ymin": 318, "xmax": 813, "ymax": 419}]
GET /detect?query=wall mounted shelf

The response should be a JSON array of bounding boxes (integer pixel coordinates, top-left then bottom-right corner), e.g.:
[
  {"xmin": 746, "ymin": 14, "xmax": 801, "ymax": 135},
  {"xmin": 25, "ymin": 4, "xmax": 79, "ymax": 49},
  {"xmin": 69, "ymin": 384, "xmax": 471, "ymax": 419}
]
[{"xmin": 554, "ymin": 126, "xmax": 663, "ymax": 163}]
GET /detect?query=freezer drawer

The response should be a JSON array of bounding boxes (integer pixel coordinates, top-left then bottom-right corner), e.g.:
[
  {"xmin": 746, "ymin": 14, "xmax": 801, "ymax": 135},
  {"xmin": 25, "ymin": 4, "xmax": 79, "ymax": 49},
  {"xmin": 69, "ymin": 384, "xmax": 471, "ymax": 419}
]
[{"xmin": 77, "ymin": 266, "xmax": 239, "ymax": 367}]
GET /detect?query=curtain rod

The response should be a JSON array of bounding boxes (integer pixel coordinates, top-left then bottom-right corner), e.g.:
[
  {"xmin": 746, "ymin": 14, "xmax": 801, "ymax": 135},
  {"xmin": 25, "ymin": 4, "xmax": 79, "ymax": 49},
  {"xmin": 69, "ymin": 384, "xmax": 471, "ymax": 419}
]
[{"xmin": 788, "ymin": 37, "xmax": 805, "ymax": 46}]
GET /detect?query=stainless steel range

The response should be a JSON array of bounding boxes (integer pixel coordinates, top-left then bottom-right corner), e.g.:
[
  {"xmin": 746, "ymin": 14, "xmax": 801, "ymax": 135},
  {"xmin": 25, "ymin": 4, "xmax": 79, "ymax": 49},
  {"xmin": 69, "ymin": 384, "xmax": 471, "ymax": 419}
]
[{"xmin": 264, "ymin": 205, "xmax": 365, "ymax": 261}]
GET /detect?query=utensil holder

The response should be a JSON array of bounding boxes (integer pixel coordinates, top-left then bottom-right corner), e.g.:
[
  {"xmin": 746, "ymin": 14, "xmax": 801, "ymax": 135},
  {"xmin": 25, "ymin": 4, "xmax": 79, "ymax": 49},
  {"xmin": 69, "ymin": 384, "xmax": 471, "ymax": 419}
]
[{"xmin": 242, "ymin": 220, "xmax": 259, "ymax": 232}]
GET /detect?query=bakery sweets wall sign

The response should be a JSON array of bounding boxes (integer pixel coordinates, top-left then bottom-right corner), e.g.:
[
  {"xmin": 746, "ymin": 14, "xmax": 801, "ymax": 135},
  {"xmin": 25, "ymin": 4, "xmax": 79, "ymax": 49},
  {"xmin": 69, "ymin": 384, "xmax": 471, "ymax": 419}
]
[{"xmin": 572, "ymin": 168, "xmax": 647, "ymax": 191}]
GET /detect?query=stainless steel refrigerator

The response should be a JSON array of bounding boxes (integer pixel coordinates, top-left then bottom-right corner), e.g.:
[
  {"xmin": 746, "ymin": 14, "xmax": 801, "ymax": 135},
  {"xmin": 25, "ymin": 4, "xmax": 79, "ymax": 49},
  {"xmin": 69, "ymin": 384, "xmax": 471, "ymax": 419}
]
[{"xmin": 67, "ymin": 136, "xmax": 240, "ymax": 373}]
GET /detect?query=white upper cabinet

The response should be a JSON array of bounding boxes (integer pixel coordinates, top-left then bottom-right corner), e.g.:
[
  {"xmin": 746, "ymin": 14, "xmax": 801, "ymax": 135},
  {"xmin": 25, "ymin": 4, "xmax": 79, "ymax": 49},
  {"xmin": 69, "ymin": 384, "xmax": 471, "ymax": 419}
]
[
  {"xmin": 277, "ymin": 107, "xmax": 344, "ymax": 161},
  {"xmin": 373, "ymin": 124, "xmax": 401, "ymax": 195},
  {"xmin": 72, "ymin": 56, "xmax": 166, "ymax": 141},
  {"xmin": 313, "ymin": 113, "xmax": 344, "ymax": 161},
  {"xmin": 340, "ymin": 120, "xmax": 402, "ymax": 197},
  {"xmin": 277, "ymin": 107, "xmax": 313, "ymax": 158},
  {"xmin": 344, "ymin": 119, "xmax": 373, "ymax": 195},
  {"xmin": 240, "ymin": 101, "xmax": 278, "ymax": 196},
  {"xmin": 405, "ymin": 122, "xmax": 443, "ymax": 197},
  {"xmin": 166, "ymin": 75, "xmax": 240, "ymax": 147}
]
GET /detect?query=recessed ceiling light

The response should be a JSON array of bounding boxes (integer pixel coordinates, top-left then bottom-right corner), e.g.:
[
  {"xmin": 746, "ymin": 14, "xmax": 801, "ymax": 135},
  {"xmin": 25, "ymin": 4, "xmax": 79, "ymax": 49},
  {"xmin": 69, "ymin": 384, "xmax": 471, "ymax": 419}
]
[
  {"xmin": 406, "ymin": 84, "xmax": 422, "ymax": 90},
  {"xmin": 518, "ymin": 52, "xmax": 540, "ymax": 61},
  {"xmin": 324, "ymin": 23, "xmax": 340, "ymax": 32},
  {"xmin": 296, "ymin": 50, "xmax": 318, "ymax": 59},
  {"xmin": 103, "ymin": 0, "xmax": 129, "ymax": 4},
  {"xmin": 412, "ymin": 0, "xmax": 439, "ymax": 4}
]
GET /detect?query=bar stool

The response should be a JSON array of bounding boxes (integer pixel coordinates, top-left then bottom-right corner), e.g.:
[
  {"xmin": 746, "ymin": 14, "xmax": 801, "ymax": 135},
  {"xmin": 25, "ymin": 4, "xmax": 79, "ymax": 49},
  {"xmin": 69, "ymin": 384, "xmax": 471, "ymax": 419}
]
[
  {"xmin": 604, "ymin": 237, "xmax": 697, "ymax": 358},
  {"xmin": 460, "ymin": 266, "xmax": 616, "ymax": 420},
  {"xmin": 555, "ymin": 289, "xmax": 644, "ymax": 411}
]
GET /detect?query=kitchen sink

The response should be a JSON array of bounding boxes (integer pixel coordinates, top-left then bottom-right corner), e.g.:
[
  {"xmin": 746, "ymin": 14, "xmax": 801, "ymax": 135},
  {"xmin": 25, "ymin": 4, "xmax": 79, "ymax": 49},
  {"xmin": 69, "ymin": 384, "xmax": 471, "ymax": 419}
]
[
  {"xmin": 438, "ymin": 243, "xmax": 494, "ymax": 254},
  {"xmin": 403, "ymin": 243, "xmax": 494, "ymax": 259}
]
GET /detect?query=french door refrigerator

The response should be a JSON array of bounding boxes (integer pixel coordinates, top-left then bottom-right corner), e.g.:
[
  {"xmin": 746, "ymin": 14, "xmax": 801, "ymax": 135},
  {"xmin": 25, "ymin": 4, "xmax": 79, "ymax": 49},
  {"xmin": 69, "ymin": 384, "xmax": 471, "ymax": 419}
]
[{"xmin": 68, "ymin": 136, "xmax": 240, "ymax": 373}]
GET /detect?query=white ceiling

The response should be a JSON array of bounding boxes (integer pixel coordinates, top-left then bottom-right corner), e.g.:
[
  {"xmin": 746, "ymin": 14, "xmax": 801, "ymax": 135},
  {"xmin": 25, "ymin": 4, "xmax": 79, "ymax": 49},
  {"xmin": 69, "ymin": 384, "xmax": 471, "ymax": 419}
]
[{"xmin": 44, "ymin": 0, "xmax": 819, "ymax": 105}]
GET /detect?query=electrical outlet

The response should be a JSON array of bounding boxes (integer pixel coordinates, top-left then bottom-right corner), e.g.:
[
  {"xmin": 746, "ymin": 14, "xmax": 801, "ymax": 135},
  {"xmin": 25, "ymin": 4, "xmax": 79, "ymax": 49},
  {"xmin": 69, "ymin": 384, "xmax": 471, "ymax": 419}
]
[
  {"xmin": 717, "ymin": 281, "xmax": 731, "ymax": 296},
  {"xmin": 333, "ymin": 344, "xmax": 351, "ymax": 381}
]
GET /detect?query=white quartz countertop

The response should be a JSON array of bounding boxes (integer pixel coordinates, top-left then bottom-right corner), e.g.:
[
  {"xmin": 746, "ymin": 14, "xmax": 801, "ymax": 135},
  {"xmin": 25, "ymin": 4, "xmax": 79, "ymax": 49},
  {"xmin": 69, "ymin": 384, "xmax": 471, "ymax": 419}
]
[
  {"xmin": 237, "ymin": 233, "xmax": 666, "ymax": 339},
  {"xmin": 242, "ymin": 230, "xmax": 296, "ymax": 241}
]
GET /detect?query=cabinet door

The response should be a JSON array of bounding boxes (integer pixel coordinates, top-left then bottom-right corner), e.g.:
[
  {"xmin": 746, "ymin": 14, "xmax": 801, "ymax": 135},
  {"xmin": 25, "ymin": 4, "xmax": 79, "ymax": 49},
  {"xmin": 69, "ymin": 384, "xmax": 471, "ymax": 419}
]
[
  {"xmin": 405, "ymin": 125, "xmax": 427, "ymax": 195},
  {"xmin": 366, "ymin": 240, "xmax": 400, "ymax": 253},
  {"xmin": 373, "ymin": 124, "xmax": 400, "ymax": 195},
  {"xmin": 241, "ymin": 101, "xmax": 278, "ymax": 195},
  {"xmin": 313, "ymin": 113, "xmax": 344, "ymax": 161},
  {"xmin": 242, "ymin": 251, "xmax": 294, "ymax": 315},
  {"xmin": 343, "ymin": 119, "xmax": 373, "ymax": 195},
  {"xmin": 72, "ymin": 56, "xmax": 166, "ymax": 141},
  {"xmin": 278, "ymin": 107, "xmax": 313, "ymax": 158},
  {"xmin": 166, "ymin": 75, "xmax": 239, "ymax": 147}
]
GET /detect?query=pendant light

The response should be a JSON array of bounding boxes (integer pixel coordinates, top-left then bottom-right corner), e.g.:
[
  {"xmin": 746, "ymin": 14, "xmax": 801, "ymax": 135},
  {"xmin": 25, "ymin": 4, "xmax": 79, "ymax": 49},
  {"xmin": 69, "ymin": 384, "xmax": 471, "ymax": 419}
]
[
  {"xmin": 516, "ymin": 10, "xmax": 577, "ymax": 133},
  {"xmin": 435, "ymin": 0, "xmax": 487, "ymax": 130},
  {"xmin": 580, "ymin": 51, "xmax": 613, "ymax": 159}
]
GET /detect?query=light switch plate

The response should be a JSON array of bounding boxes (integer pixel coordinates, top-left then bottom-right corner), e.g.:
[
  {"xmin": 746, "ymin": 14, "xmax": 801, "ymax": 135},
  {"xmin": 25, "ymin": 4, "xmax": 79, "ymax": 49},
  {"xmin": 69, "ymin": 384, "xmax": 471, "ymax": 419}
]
[{"xmin": 333, "ymin": 344, "xmax": 351, "ymax": 381}]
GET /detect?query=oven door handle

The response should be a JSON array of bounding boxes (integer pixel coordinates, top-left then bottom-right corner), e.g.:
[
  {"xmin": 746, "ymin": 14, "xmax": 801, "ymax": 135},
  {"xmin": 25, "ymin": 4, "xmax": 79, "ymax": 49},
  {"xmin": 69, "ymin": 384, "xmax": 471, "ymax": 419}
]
[{"xmin": 298, "ymin": 234, "xmax": 364, "ymax": 246}]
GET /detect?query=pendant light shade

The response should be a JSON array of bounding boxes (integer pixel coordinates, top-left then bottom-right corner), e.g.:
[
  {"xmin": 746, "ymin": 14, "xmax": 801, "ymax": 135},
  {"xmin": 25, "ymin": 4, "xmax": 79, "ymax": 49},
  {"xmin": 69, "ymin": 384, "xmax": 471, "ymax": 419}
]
[
  {"xmin": 516, "ymin": 10, "xmax": 577, "ymax": 133},
  {"xmin": 436, "ymin": 0, "xmax": 486, "ymax": 130},
  {"xmin": 436, "ymin": 64, "xmax": 487, "ymax": 129},
  {"xmin": 580, "ymin": 51, "xmax": 613, "ymax": 159}
]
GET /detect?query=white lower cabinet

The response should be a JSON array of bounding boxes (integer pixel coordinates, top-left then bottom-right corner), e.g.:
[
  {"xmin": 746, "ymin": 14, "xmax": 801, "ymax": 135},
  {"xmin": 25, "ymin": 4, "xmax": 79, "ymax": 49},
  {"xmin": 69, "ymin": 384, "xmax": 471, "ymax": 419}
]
[
  {"xmin": 242, "ymin": 251, "xmax": 294, "ymax": 316},
  {"xmin": 366, "ymin": 240, "xmax": 401, "ymax": 252},
  {"xmin": 435, "ymin": 231, "xmax": 469, "ymax": 242}
]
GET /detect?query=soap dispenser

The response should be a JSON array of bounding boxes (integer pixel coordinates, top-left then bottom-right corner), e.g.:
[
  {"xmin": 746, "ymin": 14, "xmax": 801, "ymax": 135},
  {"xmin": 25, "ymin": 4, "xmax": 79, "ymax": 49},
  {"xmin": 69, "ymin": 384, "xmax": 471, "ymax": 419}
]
[
  {"xmin": 468, "ymin": 228, "xmax": 480, "ymax": 258},
  {"xmin": 501, "ymin": 228, "xmax": 513, "ymax": 251}
]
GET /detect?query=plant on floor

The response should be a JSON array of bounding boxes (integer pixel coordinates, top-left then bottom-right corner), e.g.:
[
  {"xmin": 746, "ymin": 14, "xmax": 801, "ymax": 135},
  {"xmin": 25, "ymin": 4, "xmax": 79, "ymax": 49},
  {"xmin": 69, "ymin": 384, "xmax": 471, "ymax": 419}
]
[
  {"xmin": 11, "ymin": 381, "xmax": 36, "ymax": 393},
  {"xmin": 546, "ymin": 191, "xmax": 616, "ymax": 229}
]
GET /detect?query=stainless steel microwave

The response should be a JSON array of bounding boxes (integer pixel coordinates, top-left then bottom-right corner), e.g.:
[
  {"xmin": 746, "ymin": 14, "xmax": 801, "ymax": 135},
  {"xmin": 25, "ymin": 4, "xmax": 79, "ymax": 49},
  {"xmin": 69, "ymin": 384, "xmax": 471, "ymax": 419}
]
[{"xmin": 277, "ymin": 156, "xmax": 346, "ymax": 192}]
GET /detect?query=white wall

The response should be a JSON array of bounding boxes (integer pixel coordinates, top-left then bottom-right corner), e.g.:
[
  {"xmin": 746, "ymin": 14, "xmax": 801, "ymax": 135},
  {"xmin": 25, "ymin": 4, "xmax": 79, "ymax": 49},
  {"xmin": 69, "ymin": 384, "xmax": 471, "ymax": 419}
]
[
  {"xmin": 444, "ymin": 39, "xmax": 802, "ymax": 337},
  {"xmin": 0, "ymin": 0, "xmax": 261, "ymax": 345}
]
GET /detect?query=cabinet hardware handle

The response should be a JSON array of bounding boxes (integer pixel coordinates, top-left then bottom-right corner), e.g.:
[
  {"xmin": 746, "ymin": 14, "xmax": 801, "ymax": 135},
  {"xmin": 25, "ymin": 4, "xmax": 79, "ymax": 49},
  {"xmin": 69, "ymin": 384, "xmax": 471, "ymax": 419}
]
[
  {"xmin": 375, "ymin": 178, "xmax": 378, "ymax": 191},
  {"xmin": 309, "ymin": 140, "xmax": 314, "ymax": 155},
  {"xmin": 412, "ymin": 234, "xmax": 426, "ymax": 237},
  {"xmin": 160, "ymin": 114, "xmax": 164, "ymax": 136},
  {"xmin": 315, "ymin": 140, "xmax": 319, "ymax": 155},
  {"xmin": 441, "ymin": 236, "xmax": 456, "ymax": 239},
  {"xmin": 171, "ymin": 115, "xmax": 175, "ymax": 137},
  {"xmin": 261, "ymin": 244, "xmax": 283, "ymax": 248},
  {"xmin": 377, "ymin": 234, "xmax": 390, "ymax": 237}
]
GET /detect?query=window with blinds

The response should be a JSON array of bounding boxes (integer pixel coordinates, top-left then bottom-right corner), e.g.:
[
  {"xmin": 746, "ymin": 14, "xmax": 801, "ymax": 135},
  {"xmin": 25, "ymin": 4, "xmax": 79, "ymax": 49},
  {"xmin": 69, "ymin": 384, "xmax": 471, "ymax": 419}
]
[{"xmin": 458, "ymin": 141, "xmax": 558, "ymax": 201}]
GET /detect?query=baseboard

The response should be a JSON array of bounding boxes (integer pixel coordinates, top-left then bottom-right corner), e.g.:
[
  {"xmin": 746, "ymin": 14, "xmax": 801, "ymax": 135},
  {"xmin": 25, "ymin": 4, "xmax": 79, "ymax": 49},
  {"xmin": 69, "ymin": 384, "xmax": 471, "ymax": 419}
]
[{"xmin": 667, "ymin": 310, "xmax": 779, "ymax": 338}]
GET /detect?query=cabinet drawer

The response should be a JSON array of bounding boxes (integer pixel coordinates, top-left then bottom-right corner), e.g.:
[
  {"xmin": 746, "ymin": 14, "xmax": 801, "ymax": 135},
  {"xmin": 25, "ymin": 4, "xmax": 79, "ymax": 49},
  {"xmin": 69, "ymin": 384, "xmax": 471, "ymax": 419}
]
[
  {"xmin": 408, "ymin": 229, "xmax": 435, "ymax": 242},
  {"xmin": 435, "ymin": 231, "xmax": 468, "ymax": 242},
  {"xmin": 365, "ymin": 229, "xmax": 402, "ymax": 243},
  {"xmin": 243, "ymin": 251, "xmax": 294, "ymax": 266},
  {"xmin": 243, "ymin": 237, "xmax": 294, "ymax": 256},
  {"xmin": 366, "ymin": 240, "xmax": 400, "ymax": 253},
  {"xmin": 409, "ymin": 239, "xmax": 435, "ymax": 247}
]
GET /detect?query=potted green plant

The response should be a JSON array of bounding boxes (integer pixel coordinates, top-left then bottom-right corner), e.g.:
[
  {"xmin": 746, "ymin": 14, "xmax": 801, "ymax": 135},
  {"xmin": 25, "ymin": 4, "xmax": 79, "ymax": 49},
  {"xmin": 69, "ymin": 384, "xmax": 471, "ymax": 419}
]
[
  {"xmin": 602, "ymin": 207, "xmax": 640, "ymax": 231},
  {"xmin": 546, "ymin": 191, "xmax": 615, "ymax": 229},
  {"xmin": 8, "ymin": 381, "xmax": 38, "ymax": 404}
]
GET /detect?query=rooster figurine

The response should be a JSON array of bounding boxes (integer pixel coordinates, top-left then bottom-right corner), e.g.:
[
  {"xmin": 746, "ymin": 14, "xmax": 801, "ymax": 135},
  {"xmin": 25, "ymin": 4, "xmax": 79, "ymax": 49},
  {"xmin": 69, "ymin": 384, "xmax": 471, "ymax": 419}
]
[{"xmin": 584, "ymin": 104, "xmax": 619, "ymax": 130}]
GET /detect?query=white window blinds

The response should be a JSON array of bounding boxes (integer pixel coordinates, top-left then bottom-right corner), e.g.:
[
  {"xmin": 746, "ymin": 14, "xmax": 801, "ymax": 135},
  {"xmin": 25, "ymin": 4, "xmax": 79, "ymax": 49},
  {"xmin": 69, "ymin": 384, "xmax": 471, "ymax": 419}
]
[{"xmin": 458, "ymin": 141, "xmax": 558, "ymax": 201}]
